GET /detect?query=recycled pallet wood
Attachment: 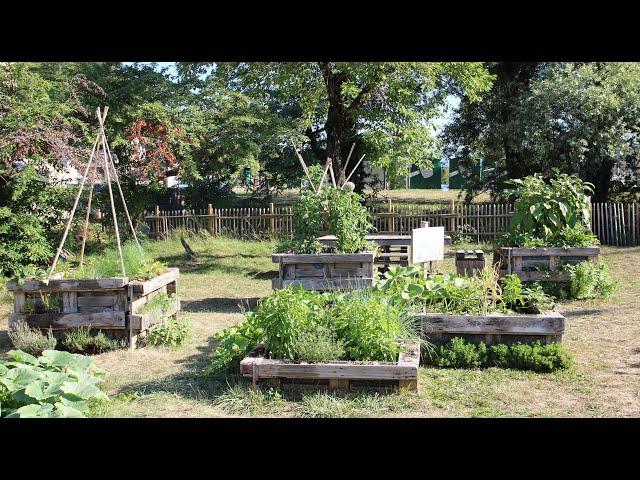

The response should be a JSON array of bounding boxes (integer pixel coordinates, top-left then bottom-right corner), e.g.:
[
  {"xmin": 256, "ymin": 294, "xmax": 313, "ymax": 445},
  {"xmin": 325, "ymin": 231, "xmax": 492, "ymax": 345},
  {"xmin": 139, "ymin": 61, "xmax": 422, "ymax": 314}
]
[
  {"xmin": 240, "ymin": 342, "xmax": 420, "ymax": 393},
  {"xmin": 412, "ymin": 311, "xmax": 565, "ymax": 344},
  {"xmin": 493, "ymin": 247, "xmax": 600, "ymax": 282},
  {"xmin": 6, "ymin": 268, "xmax": 180, "ymax": 348},
  {"xmin": 127, "ymin": 268, "xmax": 180, "ymax": 347},
  {"xmin": 271, "ymin": 252, "xmax": 376, "ymax": 291},
  {"xmin": 455, "ymin": 249, "xmax": 486, "ymax": 276}
]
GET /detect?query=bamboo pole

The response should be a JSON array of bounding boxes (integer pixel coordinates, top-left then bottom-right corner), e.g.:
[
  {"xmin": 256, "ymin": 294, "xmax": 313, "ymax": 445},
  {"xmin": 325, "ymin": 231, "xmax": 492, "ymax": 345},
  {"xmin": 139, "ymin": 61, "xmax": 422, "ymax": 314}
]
[
  {"xmin": 344, "ymin": 154, "xmax": 366, "ymax": 184},
  {"xmin": 101, "ymin": 125, "xmax": 142, "ymax": 253},
  {"xmin": 46, "ymin": 115, "xmax": 102, "ymax": 283},
  {"xmin": 98, "ymin": 107, "xmax": 126, "ymax": 277},
  {"xmin": 290, "ymin": 138, "xmax": 316, "ymax": 192}
]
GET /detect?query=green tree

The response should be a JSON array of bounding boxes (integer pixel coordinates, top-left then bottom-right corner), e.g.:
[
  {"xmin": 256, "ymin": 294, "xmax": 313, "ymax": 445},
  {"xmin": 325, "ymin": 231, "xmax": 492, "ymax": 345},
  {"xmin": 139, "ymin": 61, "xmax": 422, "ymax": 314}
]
[
  {"xmin": 179, "ymin": 62, "xmax": 494, "ymax": 189},
  {"xmin": 445, "ymin": 62, "xmax": 640, "ymax": 202}
]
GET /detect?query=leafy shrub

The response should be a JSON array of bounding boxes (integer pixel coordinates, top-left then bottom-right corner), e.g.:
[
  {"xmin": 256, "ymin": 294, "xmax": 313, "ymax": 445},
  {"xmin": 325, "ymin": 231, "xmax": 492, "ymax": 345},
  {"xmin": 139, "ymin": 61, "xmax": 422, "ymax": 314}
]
[
  {"xmin": 0, "ymin": 206, "xmax": 52, "ymax": 279},
  {"xmin": 69, "ymin": 241, "xmax": 166, "ymax": 280},
  {"xmin": 432, "ymin": 337, "xmax": 487, "ymax": 368},
  {"xmin": 145, "ymin": 316, "xmax": 191, "ymax": 348},
  {"xmin": 326, "ymin": 188, "xmax": 374, "ymax": 254},
  {"xmin": 503, "ymin": 172, "xmax": 598, "ymax": 248},
  {"xmin": 61, "ymin": 327, "xmax": 125, "ymax": 354},
  {"xmin": 327, "ymin": 290, "xmax": 410, "ymax": 362},
  {"xmin": 294, "ymin": 323, "xmax": 345, "ymax": 362},
  {"xmin": 8, "ymin": 321, "xmax": 57, "ymax": 356},
  {"xmin": 565, "ymin": 261, "xmax": 618, "ymax": 299},
  {"xmin": 279, "ymin": 182, "xmax": 374, "ymax": 254},
  {"xmin": 375, "ymin": 265, "xmax": 554, "ymax": 315},
  {"xmin": 0, "ymin": 349, "xmax": 108, "ymax": 418},
  {"xmin": 208, "ymin": 286, "xmax": 415, "ymax": 373},
  {"xmin": 427, "ymin": 338, "xmax": 573, "ymax": 372}
]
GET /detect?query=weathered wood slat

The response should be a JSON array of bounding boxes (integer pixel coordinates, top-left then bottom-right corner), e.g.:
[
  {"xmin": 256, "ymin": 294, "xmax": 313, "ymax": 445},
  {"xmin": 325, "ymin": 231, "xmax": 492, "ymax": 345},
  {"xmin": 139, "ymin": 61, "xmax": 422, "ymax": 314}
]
[
  {"xmin": 272, "ymin": 253, "xmax": 376, "ymax": 264},
  {"xmin": 279, "ymin": 277, "xmax": 375, "ymax": 290},
  {"xmin": 413, "ymin": 311, "xmax": 565, "ymax": 335},
  {"xmin": 129, "ymin": 268, "xmax": 179, "ymax": 295},
  {"xmin": 6, "ymin": 277, "xmax": 128, "ymax": 292},
  {"xmin": 506, "ymin": 247, "xmax": 601, "ymax": 256},
  {"xmin": 240, "ymin": 343, "xmax": 419, "ymax": 392},
  {"xmin": 9, "ymin": 312, "xmax": 126, "ymax": 329}
]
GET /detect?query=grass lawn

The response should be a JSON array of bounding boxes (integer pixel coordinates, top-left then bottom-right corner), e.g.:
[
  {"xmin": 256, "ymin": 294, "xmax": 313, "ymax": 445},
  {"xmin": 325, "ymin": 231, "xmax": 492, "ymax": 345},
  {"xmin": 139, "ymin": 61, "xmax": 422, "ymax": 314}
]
[{"xmin": 1, "ymin": 236, "xmax": 639, "ymax": 418}]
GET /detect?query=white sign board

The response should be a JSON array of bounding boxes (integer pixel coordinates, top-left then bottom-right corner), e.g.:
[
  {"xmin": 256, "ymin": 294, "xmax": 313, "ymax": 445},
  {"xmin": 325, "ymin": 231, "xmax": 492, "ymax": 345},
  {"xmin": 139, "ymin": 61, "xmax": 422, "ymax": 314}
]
[{"xmin": 411, "ymin": 226, "xmax": 444, "ymax": 264}]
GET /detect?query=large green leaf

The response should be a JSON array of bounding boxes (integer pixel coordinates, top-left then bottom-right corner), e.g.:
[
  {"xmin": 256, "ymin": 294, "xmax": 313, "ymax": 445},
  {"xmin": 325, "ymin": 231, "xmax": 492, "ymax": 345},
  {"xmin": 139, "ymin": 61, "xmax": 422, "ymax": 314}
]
[
  {"xmin": 60, "ymin": 381, "xmax": 105, "ymax": 401},
  {"xmin": 7, "ymin": 403, "xmax": 55, "ymax": 418},
  {"xmin": 53, "ymin": 402, "xmax": 85, "ymax": 418},
  {"xmin": 7, "ymin": 350, "xmax": 39, "ymax": 366}
]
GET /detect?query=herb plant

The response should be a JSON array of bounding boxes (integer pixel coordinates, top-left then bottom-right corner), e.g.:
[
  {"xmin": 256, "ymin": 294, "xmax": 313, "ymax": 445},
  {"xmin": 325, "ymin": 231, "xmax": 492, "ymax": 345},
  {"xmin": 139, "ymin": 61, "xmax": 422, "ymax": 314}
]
[
  {"xmin": 145, "ymin": 316, "xmax": 191, "ymax": 348},
  {"xmin": 426, "ymin": 337, "xmax": 573, "ymax": 372},
  {"xmin": 61, "ymin": 327, "xmax": 125, "ymax": 354},
  {"xmin": 8, "ymin": 321, "xmax": 58, "ymax": 356}
]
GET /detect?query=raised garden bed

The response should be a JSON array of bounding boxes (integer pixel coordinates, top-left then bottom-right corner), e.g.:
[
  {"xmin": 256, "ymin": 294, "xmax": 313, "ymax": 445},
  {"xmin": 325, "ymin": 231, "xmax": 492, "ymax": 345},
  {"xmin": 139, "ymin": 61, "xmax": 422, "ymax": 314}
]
[
  {"xmin": 240, "ymin": 342, "xmax": 420, "ymax": 393},
  {"xmin": 6, "ymin": 267, "xmax": 180, "ymax": 348},
  {"xmin": 272, "ymin": 252, "xmax": 376, "ymax": 291},
  {"xmin": 493, "ymin": 247, "xmax": 600, "ymax": 282},
  {"xmin": 455, "ymin": 249, "xmax": 486, "ymax": 276},
  {"xmin": 412, "ymin": 310, "xmax": 565, "ymax": 345}
]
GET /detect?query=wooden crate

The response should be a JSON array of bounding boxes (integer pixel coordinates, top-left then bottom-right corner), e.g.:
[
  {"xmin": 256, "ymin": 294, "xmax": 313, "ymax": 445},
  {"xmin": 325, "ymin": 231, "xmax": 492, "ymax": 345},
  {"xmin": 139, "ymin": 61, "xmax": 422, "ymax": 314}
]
[
  {"xmin": 271, "ymin": 252, "xmax": 376, "ymax": 291},
  {"xmin": 455, "ymin": 249, "xmax": 486, "ymax": 276},
  {"xmin": 128, "ymin": 267, "xmax": 180, "ymax": 348},
  {"xmin": 412, "ymin": 311, "xmax": 565, "ymax": 345},
  {"xmin": 493, "ymin": 247, "xmax": 600, "ymax": 282},
  {"xmin": 240, "ymin": 342, "xmax": 420, "ymax": 393},
  {"xmin": 6, "ymin": 268, "xmax": 180, "ymax": 348}
]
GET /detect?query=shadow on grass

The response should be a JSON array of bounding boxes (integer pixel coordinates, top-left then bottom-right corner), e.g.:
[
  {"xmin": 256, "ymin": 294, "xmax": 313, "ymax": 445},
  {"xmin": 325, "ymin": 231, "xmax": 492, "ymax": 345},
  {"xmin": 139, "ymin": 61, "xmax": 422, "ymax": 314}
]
[
  {"xmin": 181, "ymin": 297, "xmax": 260, "ymax": 314},
  {"xmin": 110, "ymin": 335, "xmax": 248, "ymax": 408},
  {"xmin": 561, "ymin": 309, "xmax": 608, "ymax": 318},
  {"xmin": 152, "ymin": 253, "xmax": 273, "ymax": 278}
]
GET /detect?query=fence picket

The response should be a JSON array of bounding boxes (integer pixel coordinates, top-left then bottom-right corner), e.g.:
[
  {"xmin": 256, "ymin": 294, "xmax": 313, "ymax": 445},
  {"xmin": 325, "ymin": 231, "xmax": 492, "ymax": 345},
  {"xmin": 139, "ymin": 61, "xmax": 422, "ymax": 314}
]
[{"xmin": 140, "ymin": 201, "xmax": 640, "ymax": 245}]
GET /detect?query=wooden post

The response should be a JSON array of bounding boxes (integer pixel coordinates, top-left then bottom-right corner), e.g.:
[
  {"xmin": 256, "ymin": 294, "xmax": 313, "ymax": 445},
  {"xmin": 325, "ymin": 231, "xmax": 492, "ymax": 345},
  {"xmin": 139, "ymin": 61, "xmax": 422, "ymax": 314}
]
[
  {"xmin": 449, "ymin": 199, "xmax": 456, "ymax": 234},
  {"xmin": 269, "ymin": 202, "xmax": 275, "ymax": 237},
  {"xmin": 387, "ymin": 198, "xmax": 393, "ymax": 233},
  {"xmin": 419, "ymin": 221, "xmax": 433, "ymax": 272},
  {"xmin": 207, "ymin": 203, "xmax": 214, "ymax": 234},
  {"xmin": 155, "ymin": 205, "xmax": 160, "ymax": 239}
]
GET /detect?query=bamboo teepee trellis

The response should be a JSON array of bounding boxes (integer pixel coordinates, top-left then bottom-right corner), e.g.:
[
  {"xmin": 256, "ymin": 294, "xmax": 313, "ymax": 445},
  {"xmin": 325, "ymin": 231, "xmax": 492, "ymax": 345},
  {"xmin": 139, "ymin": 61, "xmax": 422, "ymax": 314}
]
[{"xmin": 46, "ymin": 107, "xmax": 141, "ymax": 283}]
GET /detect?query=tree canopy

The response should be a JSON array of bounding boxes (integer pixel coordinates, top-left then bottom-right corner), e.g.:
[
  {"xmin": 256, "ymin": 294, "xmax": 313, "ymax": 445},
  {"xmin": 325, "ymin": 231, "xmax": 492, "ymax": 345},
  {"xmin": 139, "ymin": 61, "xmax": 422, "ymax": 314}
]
[
  {"xmin": 179, "ymin": 62, "xmax": 494, "ymax": 189},
  {"xmin": 445, "ymin": 62, "xmax": 640, "ymax": 202}
]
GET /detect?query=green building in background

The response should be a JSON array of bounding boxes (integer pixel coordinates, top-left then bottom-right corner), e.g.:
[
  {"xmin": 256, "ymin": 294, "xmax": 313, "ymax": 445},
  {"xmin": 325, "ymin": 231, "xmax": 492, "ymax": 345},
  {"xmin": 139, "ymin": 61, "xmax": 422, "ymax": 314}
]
[{"xmin": 408, "ymin": 158, "xmax": 484, "ymax": 190}]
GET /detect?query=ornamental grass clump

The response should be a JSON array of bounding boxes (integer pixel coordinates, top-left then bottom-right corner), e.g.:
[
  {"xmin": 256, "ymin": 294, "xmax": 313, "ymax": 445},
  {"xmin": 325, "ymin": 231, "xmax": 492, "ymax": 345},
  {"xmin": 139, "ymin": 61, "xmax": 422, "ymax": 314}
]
[{"xmin": 70, "ymin": 241, "xmax": 167, "ymax": 281}]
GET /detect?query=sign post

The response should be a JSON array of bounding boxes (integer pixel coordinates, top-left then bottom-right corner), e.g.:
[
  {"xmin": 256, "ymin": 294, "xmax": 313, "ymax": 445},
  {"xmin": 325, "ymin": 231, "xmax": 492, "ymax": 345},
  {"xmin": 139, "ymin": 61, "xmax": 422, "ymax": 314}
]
[{"xmin": 411, "ymin": 221, "xmax": 444, "ymax": 272}]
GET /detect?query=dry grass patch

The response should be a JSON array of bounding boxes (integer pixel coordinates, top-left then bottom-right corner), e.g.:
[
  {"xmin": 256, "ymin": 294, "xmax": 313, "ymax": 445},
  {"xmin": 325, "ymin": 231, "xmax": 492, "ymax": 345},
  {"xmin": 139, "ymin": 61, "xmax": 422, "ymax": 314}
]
[{"xmin": 1, "ymin": 237, "xmax": 639, "ymax": 418}]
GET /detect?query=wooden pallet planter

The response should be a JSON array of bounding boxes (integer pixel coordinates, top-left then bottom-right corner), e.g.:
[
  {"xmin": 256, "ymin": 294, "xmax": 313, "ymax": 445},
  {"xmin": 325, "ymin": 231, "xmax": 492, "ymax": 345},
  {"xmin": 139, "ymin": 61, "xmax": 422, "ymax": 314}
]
[
  {"xmin": 6, "ymin": 268, "xmax": 180, "ymax": 348},
  {"xmin": 455, "ymin": 249, "xmax": 486, "ymax": 276},
  {"xmin": 493, "ymin": 247, "xmax": 600, "ymax": 282},
  {"xmin": 240, "ymin": 342, "xmax": 420, "ymax": 393},
  {"xmin": 412, "ymin": 311, "xmax": 565, "ymax": 345},
  {"xmin": 127, "ymin": 267, "xmax": 180, "ymax": 347},
  {"xmin": 271, "ymin": 252, "xmax": 376, "ymax": 291}
]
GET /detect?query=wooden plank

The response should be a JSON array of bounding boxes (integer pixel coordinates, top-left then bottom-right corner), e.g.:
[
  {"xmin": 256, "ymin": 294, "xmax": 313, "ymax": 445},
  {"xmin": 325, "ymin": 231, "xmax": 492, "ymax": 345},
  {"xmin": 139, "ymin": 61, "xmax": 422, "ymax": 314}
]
[
  {"xmin": 62, "ymin": 292, "xmax": 78, "ymax": 313},
  {"xmin": 6, "ymin": 277, "xmax": 128, "ymax": 292},
  {"xmin": 280, "ymin": 277, "xmax": 374, "ymax": 291},
  {"xmin": 499, "ymin": 270, "xmax": 569, "ymax": 282},
  {"xmin": 248, "ymin": 360, "xmax": 417, "ymax": 381},
  {"xmin": 77, "ymin": 295, "xmax": 116, "ymax": 308},
  {"xmin": 273, "ymin": 253, "xmax": 376, "ymax": 264},
  {"xmin": 9, "ymin": 312, "xmax": 126, "ymax": 329},
  {"xmin": 413, "ymin": 312, "xmax": 565, "ymax": 336},
  {"xmin": 12, "ymin": 292, "xmax": 25, "ymax": 314},
  {"xmin": 130, "ymin": 268, "xmax": 179, "ymax": 295},
  {"xmin": 508, "ymin": 247, "xmax": 601, "ymax": 256}
]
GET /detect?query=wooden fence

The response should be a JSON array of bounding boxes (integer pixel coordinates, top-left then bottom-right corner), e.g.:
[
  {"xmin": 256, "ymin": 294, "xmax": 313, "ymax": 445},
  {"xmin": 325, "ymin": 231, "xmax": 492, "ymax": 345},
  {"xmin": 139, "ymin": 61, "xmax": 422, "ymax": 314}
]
[{"xmin": 140, "ymin": 201, "xmax": 640, "ymax": 247}]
